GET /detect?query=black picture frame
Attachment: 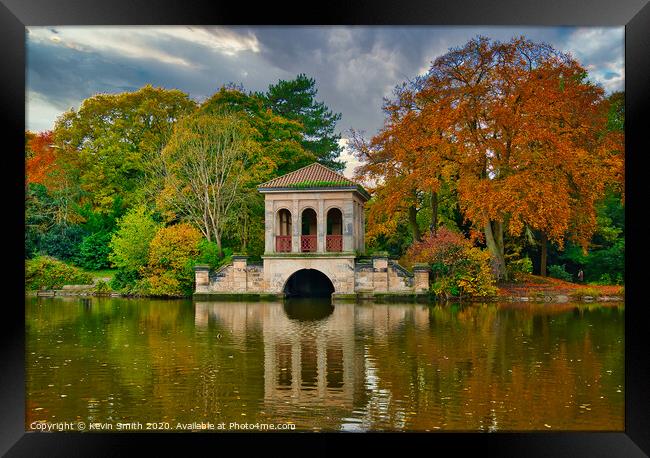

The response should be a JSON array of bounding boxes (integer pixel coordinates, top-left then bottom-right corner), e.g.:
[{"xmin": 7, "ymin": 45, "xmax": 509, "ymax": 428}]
[{"xmin": 2, "ymin": 0, "xmax": 648, "ymax": 455}]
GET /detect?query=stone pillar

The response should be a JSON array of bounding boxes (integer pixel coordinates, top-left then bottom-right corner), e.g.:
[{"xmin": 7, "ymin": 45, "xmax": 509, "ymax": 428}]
[
  {"xmin": 292, "ymin": 199, "xmax": 300, "ymax": 253},
  {"xmin": 265, "ymin": 199, "xmax": 274, "ymax": 253},
  {"xmin": 372, "ymin": 252, "xmax": 389, "ymax": 293},
  {"xmin": 413, "ymin": 263, "xmax": 430, "ymax": 293},
  {"xmin": 343, "ymin": 200, "xmax": 354, "ymax": 252},
  {"xmin": 317, "ymin": 199, "xmax": 325, "ymax": 253},
  {"xmin": 361, "ymin": 205, "xmax": 366, "ymax": 254},
  {"xmin": 194, "ymin": 264, "xmax": 210, "ymax": 292},
  {"xmin": 232, "ymin": 256, "xmax": 248, "ymax": 292}
]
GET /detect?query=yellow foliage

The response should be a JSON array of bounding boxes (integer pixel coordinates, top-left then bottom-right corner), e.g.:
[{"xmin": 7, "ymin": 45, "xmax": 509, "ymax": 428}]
[{"xmin": 144, "ymin": 223, "xmax": 202, "ymax": 296}]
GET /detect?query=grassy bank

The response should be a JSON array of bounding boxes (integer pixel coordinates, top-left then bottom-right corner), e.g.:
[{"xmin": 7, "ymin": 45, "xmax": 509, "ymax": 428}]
[
  {"xmin": 497, "ymin": 274, "xmax": 624, "ymax": 300},
  {"xmin": 82, "ymin": 268, "xmax": 117, "ymax": 283}
]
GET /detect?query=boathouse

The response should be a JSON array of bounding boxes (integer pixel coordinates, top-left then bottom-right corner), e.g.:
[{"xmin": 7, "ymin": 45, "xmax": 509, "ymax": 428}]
[{"xmin": 194, "ymin": 163, "xmax": 429, "ymax": 300}]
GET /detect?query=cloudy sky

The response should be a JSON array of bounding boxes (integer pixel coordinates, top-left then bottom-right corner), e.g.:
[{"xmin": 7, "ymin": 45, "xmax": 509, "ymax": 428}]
[{"xmin": 26, "ymin": 26, "xmax": 624, "ymax": 177}]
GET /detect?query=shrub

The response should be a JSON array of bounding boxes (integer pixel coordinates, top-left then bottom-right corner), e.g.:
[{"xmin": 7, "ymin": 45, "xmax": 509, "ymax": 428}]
[
  {"xmin": 109, "ymin": 269, "xmax": 140, "ymax": 291},
  {"xmin": 25, "ymin": 256, "xmax": 93, "ymax": 290},
  {"xmin": 94, "ymin": 279, "xmax": 112, "ymax": 294},
  {"xmin": 39, "ymin": 223, "xmax": 85, "ymax": 261},
  {"xmin": 456, "ymin": 248, "xmax": 498, "ymax": 298},
  {"xmin": 403, "ymin": 227, "xmax": 496, "ymax": 299},
  {"xmin": 75, "ymin": 231, "xmax": 113, "ymax": 270},
  {"xmin": 144, "ymin": 223, "xmax": 202, "ymax": 297},
  {"xmin": 597, "ymin": 273, "xmax": 612, "ymax": 285},
  {"xmin": 195, "ymin": 240, "xmax": 233, "ymax": 269},
  {"xmin": 548, "ymin": 264, "xmax": 573, "ymax": 282},
  {"xmin": 507, "ymin": 257, "xmax": 533, "ymax": 282}
]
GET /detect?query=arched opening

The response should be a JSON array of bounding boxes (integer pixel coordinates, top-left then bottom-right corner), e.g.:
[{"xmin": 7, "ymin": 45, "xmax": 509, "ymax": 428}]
[
  {"xmin": 326, "ymin": 208, "xmax": 343, "ymax": 252},
  {"xmin": 300, "ymin": 208, "xmax": 317, "ymax": 252},
  {"xmin": 276, "ymin": 209, "xmax": 292, "ymax": 252},
  {"xmin": 284, "ymin": 269, "xmax": 335, "ymax": 298}
]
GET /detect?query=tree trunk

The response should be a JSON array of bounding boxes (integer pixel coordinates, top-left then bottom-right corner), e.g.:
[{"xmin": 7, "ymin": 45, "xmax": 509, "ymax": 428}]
[
  {"xmin": 408, "ymin": 205, "xmax": 421, "ymax": 242},
  {"xmin": 540, "ymin": 232, "xmax": 548, "ymax": 277},
  {"xmin": 484, "ymin": 220, "xmax": 508, "ymax": 281},
  {"xmin": 430, "ymin": 191, "xmax": 438, "ymax": 234},
  {"xmin": 215, "ymin": 233, "xmax": 223, "ymax": 258}
]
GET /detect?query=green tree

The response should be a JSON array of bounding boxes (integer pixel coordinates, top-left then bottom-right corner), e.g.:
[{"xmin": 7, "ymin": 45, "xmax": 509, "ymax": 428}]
[
  {"xmin": 53, "ymin": 85, "xmax": 196, "ymax": 214},
  {"xmin": 262, "ymin": 74, "xmax": 344, "ymax": 171},
  {"xmin": 199, "ymin": 87, "xmax": 315, "ymax": 179},
  {"xmin": 75, "ymin": 231, "xmax": 113, "ymax": 270},
  {"xmin": 155, "ymin": 111, "xmax": 261, "ymax": 256},
  {"xmin": 109, "ymin": 205, "xmax": 161, "ymax": 275}
]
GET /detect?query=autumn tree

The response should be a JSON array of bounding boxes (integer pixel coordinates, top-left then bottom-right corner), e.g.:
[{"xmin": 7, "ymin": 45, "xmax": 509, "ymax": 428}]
[
  {"xmin": 262, "ymin": 74, "xmax": 345, "ymax": 172},
  {"xmin": 350, "ymin": 79, "xmax": 454, "ymax": 244},
  {"xmin": 26, "ymin": 131, "xmax": 57, "ymax": 186},
  {"xmin": 144, "ymin": 223, "xmax": 203, "ymax": 297},
  {"xmin": 155, "ymin": 111, "xmax": 261, "ymax": 256},
  {"xmin": 359, "ymin": 36, "xmax": 623, "ymax": 280},
  {"xmin": 25, "ymin": 131, "xmax": 83, "ymax": 258}
]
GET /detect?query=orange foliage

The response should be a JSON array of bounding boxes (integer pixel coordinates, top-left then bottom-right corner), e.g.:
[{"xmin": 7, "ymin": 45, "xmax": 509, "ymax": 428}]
[
  {"xmin": 25, "ymin": 131, "xmax": 58, "ymax": 187},
  {"xmin": 354, "ymin": 36, "xmax": 623, "ymax": 265},
  {"xmin": 417, "ymin": 37, "xmax": 622, "ymax": 249}
]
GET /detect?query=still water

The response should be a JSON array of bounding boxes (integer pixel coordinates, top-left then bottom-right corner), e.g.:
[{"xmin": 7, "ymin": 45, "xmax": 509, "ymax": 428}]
[{"xmin": 26, "ymin": 297, "xmax": 624, "ymax": 431}]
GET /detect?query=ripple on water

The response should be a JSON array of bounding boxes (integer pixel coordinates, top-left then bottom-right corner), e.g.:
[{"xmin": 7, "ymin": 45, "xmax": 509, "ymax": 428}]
[{"xmin": 25, "ymin": 297, "xmax": 624, "ymax": 431}]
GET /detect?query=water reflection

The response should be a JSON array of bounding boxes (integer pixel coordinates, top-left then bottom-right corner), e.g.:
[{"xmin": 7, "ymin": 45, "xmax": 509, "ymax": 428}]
[
  {"xmin": 195, "ymin": 300, "xmax": 355, "ymax": 414},
  {"xmin": 26, "ymin": 297, "xmax": 624, "ymax": 431},
  {"xmin": 283, "ymin": 298, "xmax": 334, "ymax": 321}
]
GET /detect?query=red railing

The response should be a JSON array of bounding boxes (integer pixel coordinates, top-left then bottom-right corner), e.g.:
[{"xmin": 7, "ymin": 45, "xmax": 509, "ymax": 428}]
[
  {"xmin": 276, "ymin": 235, "xmax": 292, "ymax": 252},
  {"xmin": 326, "ymin": 235, "xmax": 343, "ymax": 252},
  {"xmin": 301, "ymin": 235, "xmax": 317, "ymax": 252}
]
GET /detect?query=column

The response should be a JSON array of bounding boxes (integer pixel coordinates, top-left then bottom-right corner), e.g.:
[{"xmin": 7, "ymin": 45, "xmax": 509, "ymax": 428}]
[
  {"xmin": 292, "ymin": 199, "xmax": 300, "ymax": 253},
  {"xmin": 265, "ymin": 199, "xmax": 274, "ymax": 253},
  {"xmin": 194, "ymin": 264, "xmax": 210, "ymax": 292},
  {"xmin": 317, "ymin": 199, "xmax": 325, "ymax": 252},
  {"xmin": 372, "ymin": 252, "xmax": 389, "ymax": 292},
  {"xmin": 413, "ymin": 263, "xmax": 431, "ymax": 293},
  {"xmin": 232, "ymin": 256, "xmax": 248, "ymax": 292},
  {"xmin": 343, "ymin": 199, "xmax": 354, "ymax": 252},
  {"xmin": 361, "ymin": 205, "xmax": 366, "ymax": 254},
  {"xmin": 354, "ymin": 202, "xmax": 360, "ymax": 251}
]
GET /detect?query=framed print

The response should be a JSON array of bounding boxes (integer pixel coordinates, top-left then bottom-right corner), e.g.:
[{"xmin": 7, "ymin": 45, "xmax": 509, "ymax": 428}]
[{"xmin": 2, "ymin": 0, "xmax": 649, "ymax": 455}]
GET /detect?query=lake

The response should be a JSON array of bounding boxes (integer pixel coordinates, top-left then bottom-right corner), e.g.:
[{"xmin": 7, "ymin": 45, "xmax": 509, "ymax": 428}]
[{"xmin": 26, "ymin": 296, "xmax": 624, "ymax": 432}]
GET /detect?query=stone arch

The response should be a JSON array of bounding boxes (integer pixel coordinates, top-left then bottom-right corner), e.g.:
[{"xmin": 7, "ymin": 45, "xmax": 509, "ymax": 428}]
[{"xmin": 283, "ymin": 268, "xmax": 336, "ymax": 298}]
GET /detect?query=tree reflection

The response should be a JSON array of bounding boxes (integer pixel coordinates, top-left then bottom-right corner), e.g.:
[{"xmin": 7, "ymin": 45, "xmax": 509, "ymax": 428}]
[{"xmin": 26, "ymin": 297, "xmax": 623, "ymax": 431}]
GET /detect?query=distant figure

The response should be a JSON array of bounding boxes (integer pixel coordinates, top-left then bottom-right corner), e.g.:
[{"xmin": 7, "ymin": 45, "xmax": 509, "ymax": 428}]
[{"xmin": 578, "ymin": 269, "xmax": 584, "ymax": 282}]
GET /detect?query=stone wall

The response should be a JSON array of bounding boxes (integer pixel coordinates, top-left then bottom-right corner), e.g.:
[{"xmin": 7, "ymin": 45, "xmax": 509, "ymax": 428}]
[
  {"xmin": 263, "ymin": 255, "xmax": 356, "ymax": 294},
  {"xmin": 195, "ymin": 254, "xmax": 428, "ymax": 297}
]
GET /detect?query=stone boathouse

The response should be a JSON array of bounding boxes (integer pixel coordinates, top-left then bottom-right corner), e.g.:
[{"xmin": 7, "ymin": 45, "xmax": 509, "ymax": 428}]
[{"xmin": 194, "ymin": 163, "xmax": 430, "ymax": 300}]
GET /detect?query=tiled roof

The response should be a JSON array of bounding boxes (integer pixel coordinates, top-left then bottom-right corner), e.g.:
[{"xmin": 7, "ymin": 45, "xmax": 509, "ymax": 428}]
[{"xmin": 258, "ymin": 162, "xmax": 357, "ymax": 189}]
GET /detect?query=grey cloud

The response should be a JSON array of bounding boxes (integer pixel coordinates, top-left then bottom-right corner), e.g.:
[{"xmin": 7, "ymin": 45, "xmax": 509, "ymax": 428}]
[{"xmin": 26, "ymin": 26, "xmax": 624, "ymax": 140}]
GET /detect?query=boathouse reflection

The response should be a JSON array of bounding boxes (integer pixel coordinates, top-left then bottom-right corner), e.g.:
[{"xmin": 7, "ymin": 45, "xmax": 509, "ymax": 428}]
[{"xmin": 194, "ymin": 301, "xmax": 357, "ymax": 407}]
